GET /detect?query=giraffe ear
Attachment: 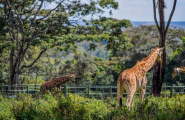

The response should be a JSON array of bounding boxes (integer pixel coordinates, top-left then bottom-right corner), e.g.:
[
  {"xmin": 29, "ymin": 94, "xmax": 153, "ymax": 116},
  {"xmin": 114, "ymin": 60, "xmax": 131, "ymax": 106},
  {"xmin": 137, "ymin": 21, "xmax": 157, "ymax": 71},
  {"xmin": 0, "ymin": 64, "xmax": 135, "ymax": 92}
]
[
  {"xmin": 151, "ymin": 48, "xmax": 155, "ymax": 51},
  {"xmin": 159, "ymin": 47, "xmax": 164, "ymax": 52}
]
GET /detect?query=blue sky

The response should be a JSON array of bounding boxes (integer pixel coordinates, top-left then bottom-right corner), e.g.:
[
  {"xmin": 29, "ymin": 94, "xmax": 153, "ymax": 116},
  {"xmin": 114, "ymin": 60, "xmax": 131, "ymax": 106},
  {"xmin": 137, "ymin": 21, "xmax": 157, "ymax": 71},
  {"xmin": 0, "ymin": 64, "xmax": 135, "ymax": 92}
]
[
  {"xmin": 101, "ymin": 0, "xmax": 185, "ymax": 21},
  {"xmin": 49, "ymin": 0, "xmax": 185, "ymax": 21}
]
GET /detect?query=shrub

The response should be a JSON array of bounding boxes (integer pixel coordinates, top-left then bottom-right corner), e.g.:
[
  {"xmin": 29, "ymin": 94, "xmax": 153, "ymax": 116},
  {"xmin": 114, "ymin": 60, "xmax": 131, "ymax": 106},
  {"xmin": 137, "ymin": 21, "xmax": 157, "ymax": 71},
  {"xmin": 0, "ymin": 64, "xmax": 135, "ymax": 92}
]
[{"xmin": 0, "ymin": 93, "xmax": 185, "ymax": 119}]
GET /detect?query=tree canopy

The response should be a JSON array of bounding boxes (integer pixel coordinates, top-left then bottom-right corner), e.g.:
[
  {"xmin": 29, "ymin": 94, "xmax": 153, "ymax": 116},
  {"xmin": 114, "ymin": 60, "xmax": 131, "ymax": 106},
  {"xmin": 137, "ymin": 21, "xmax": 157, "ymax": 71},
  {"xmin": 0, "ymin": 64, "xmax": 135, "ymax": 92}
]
[{"xmin": 0, "ymin": 0, "xmax": 132, "ymax": 85}]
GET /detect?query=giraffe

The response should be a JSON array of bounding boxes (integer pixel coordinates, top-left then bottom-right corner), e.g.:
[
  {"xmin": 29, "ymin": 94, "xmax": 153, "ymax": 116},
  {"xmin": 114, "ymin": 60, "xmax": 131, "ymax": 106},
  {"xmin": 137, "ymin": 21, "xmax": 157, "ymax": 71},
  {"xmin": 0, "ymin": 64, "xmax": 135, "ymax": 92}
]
[
  {"xmin": 40, "ymin": 73, "xmax": 75, "ymax": 97},
  {"xmin": 171, "ymin": 66, "xmax": 185, "ymax": 80},
  {"xmin": 117, "ymin": 47, "xmax": 164, "ymax": 110}
]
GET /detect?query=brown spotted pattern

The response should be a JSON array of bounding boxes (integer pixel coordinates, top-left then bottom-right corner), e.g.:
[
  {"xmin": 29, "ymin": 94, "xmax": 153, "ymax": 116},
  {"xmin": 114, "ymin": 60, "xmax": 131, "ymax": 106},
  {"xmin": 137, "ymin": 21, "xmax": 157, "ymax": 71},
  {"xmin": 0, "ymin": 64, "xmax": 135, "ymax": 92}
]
[
  {"xmin": 171, "ymin": 66, "xmax": 185, "ymax": 80},
  {"xmin": 40, "ymin": 73, "xmax": 75, "ymax": 97},
  {"xmin": 117, "ymin": 47, "xmax": 164, "ymax": 110}
]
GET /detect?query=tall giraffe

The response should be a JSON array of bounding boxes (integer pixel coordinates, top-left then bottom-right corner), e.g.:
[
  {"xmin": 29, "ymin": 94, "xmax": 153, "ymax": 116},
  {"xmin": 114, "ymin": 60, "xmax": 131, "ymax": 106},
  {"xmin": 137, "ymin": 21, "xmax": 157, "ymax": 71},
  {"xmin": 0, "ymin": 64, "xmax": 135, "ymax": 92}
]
[
  {"xmin": 40, "ymin": 73, "xmax": 75, "ymax": 97},
  {"xmin": 171, "ymin": 66, "xmax": 185, "ymax": 80},
  {"xmin": 117, "ymin": 47, "xmax": 164, "ymax": 110}
]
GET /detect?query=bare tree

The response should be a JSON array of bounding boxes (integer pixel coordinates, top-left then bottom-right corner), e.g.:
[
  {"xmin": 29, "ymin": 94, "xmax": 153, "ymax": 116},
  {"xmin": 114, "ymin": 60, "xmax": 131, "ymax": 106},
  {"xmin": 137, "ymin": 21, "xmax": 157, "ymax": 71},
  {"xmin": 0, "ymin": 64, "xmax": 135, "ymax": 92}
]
[{"xmin": 152, "ymin": 0, "xmax": 177, "ymax": 96}]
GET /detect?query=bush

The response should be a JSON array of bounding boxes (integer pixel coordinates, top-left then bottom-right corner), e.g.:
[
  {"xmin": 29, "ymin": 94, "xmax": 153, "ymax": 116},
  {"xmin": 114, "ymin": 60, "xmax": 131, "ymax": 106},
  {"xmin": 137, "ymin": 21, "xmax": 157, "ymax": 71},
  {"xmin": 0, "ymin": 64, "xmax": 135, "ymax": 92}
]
[{"xmin": 0, "ymin": 93, "xmax": 185, "ymax": 119}]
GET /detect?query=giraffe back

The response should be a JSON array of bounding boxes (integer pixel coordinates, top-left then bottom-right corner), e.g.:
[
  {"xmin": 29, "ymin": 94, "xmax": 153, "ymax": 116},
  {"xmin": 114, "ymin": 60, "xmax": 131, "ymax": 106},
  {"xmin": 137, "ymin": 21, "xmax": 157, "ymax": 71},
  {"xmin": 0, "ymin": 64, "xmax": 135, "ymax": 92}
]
[{"xmin": 40, "ymin": 74, "xmax": 76, "ymax": 95}]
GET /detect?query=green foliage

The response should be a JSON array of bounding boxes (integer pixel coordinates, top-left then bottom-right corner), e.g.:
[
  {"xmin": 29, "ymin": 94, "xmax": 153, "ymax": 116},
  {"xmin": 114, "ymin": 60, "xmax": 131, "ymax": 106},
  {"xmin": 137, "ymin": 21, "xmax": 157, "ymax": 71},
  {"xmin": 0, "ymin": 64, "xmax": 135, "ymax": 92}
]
[
  {"xmin": 1, "ymin": 94, "xmax": 185, "ymax": 119},
  {"xmin": 77, "ymin": 17, "xmax": 133, "ymax": 54},
  {"xmin": 114, "ymin": 63, "xmax": 123, "ymax": 74},
  {"xmin": 99, "ymin": 0, "xmax": 119, "ymax": 9},
  {"xmin": 1, "ymin": 0, "xmax": 131, "ymax": 85},
  {"xmin": 53, "ymin": 96, "xmax": 89, "ymax": 119},
  {"xmin": 182, "ymin": 36, "xmax": 185, "ymax": 47},
  {"xmin": 171, "ymin": 49, "xmax": 179, "ymax": 60}
]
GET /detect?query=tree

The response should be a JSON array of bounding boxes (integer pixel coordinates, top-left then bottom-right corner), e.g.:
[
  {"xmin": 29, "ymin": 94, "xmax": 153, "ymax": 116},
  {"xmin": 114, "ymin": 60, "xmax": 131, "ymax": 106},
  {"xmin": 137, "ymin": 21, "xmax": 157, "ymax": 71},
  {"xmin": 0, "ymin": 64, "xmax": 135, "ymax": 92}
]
[
  {"xmin": 152, "ymin": 0, "xmax": 177, "ymax": 96},
  {"xmin": 1, "ymin": 0, "xmax": 130, "ymax": 86},
  {"xmin": 115, "ymin": 25, "xmax": 184, "ymax": 85}
]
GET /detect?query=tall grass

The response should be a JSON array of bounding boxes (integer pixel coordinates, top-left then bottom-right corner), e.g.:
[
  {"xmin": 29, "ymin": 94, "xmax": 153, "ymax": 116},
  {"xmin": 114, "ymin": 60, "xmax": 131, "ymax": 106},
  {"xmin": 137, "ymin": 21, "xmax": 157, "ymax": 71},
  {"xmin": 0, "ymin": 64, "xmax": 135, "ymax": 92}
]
[{"xmin": 0, "ymin": 93, "xmax": 185, "ymax": 120}]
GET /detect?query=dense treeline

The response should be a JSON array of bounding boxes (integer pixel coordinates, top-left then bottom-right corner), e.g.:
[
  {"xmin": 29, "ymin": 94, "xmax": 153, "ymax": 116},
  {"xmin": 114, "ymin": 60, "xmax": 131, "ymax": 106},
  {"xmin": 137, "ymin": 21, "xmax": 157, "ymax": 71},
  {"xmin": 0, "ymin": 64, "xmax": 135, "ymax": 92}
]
[
  {"xmin": 0, "ymin": 0, "xmax": 132, "ymax": 86},
  {"xmin": 1, "ymin": 23, "xmax": 185, "ymax": 86},
  {"xmin": 0, "ymin": 0, "xmax": 185, "ymax": 87}
]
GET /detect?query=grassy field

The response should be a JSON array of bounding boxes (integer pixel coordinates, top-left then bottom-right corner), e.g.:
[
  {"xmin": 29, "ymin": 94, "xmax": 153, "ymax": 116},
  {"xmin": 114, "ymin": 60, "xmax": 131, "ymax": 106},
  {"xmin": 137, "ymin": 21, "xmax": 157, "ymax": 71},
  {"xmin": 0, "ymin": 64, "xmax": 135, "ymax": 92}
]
[{"xmin": 0, "ymin": 93, "xmax": 185, "ymax": 120}]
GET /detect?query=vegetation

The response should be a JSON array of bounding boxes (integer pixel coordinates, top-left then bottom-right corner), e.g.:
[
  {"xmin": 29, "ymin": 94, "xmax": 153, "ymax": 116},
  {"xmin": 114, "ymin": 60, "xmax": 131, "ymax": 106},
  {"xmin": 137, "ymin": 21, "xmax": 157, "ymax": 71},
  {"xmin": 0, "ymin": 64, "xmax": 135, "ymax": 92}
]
[
  {"xmin": 0, "ymin": 93, "xmax": 185, "ymax": 119},
  {"xmin": 1, "ymin": 25, "xmax": 185, "ymax": 86},
  {"xmin": 0, "ymin": 0, "xmax": 132, "ymax": 86},
  {"xmin": 0, "ymin": 0, "xmax": 184, "ymax": 96}
]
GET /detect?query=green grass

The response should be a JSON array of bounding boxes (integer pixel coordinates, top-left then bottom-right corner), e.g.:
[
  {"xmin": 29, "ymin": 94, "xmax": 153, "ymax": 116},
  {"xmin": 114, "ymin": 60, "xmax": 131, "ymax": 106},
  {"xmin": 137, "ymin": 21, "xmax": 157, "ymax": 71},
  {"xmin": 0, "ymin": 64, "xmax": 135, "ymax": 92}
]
[{"xmin": 0, "ymin": 93, "xmax": 185, "ymax": 120}]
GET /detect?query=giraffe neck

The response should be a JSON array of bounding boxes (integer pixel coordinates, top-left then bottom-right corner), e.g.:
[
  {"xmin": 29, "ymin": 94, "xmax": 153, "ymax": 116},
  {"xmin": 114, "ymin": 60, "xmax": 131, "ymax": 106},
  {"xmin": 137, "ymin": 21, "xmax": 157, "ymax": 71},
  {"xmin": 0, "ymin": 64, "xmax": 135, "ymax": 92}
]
[
  {"xmin": 55, "ymin": 76, "xmax": 70, "ymax": 85},
  {"xmin": 139, "ymin": 49, "xmax": 159, "ymax": 72}
]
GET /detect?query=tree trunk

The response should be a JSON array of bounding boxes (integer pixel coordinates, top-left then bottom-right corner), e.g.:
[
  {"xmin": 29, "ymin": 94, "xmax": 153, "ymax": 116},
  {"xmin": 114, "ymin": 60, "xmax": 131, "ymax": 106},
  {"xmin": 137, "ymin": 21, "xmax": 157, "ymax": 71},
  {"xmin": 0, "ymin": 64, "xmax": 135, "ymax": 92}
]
[
  {"xmin": 16, "ymin": 18, "xmax": 20, "ymax": 86},
  {"xmin": 152, "ymin": 0, "xmax": 166, "ymax": 97},
  {"xmin": 152, "ymin": 0, "xmax": 177, "ymax": 96},
  {"xmin": 8, "ymin": 47, "xmax": 14, "ymax": 86}
]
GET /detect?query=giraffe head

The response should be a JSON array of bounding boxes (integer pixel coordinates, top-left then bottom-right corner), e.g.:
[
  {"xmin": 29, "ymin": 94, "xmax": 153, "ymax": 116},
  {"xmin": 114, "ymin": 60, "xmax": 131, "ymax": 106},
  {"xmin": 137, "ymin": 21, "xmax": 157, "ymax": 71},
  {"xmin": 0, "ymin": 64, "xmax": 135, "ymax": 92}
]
[
  {"xmin": 68, "ymin": 73, "xmax": 76, "ymax": 82},
  {"xmin": 171, "ymin": 67, "xmax": 180, "ymax": 80},
  {"xmin": 156, "ymin": 47, "xmax": 164, "ymax": 63}
]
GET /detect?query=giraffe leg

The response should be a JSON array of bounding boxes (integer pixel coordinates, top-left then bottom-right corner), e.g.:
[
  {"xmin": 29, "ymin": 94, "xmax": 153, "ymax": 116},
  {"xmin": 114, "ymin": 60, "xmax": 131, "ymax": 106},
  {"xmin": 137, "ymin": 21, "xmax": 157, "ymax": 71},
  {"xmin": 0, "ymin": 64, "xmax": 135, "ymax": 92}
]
[
  {"xmin": 126, "ymin": 92, "xmax": 135, "ymax": 111},
  {"xmin": 117, "ymin": 81, "xmax": 125, "ymax": 107},
  {"xmin": 131, "ymin": 91, "xmax": 136, "ymax": 110},
  {"xmin": 126, "ymin": 85, "xmax": 136, "ymax": 111},
  {"xmin": 139, "ymin": 87, "xmax": 146, "ymax": 104},
  {"xmin": 56, "ymin": 85, "xmax": 61, "ymax": 97},
  {"xmin": 50, "ymin": 88, "xmax": 55, "ymax": 96},
  {"xmin": 40, "ymin": 85, "xmax": 46, "ymax": 95},
  {"xmin": 139, "ymin": 77, "xmax": 147, "ymax": 104}
]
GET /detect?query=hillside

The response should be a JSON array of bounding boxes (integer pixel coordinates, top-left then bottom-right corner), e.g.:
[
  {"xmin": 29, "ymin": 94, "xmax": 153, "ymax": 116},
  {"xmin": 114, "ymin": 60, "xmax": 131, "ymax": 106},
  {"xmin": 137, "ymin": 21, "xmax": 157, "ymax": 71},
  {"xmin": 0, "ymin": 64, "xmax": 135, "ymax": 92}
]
[{"xmin": 59, "ymin": 21, "xmax": 185, "ymax": 60}]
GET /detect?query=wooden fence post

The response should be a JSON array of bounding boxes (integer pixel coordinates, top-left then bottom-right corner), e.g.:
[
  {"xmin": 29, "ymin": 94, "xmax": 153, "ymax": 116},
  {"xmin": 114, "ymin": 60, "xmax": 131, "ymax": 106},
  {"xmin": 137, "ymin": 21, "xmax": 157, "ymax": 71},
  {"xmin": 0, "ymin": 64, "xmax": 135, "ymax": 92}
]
[
  {"xmin": 8, "ymin": 86, "xmax": 10, "ymax": 97},
  {"xmin": 21, "ymin": 86, "xmax": 23, "ymax": 94},
  {"xmin": 27, "ymin": 86, "xmax": 29, "ymax": 94},
  {"xmin": 64, "ymin": 85, "xmax": 67, "ymax": 97},
  {"xmin": 75, "ymin": 87, "xmax": 76, "ymax": 94},
  {"xmin": 13, "ymin": 85, "xmax": 15, "ymax": 96},
  {"xmin": 110, "ymin": 86, "xmax": 112, "ymax": 97},
  {"xmin": 35, "ymin": 84, "xmax": 36, "ymax": 89},
  {"xmin": 1, "ymin": 84, "xmax": 3, "ymax": 95},
  {"xmin": 35, "ymin": 84, "xmax": 36, "ymax": 93},
  {"xmin": 68, "ymin": 87, "xmax": 70, "ymax": 94},
  {"xmin": 88, "ymin": 86, "xmax": 90, "ymax": 98},
  {"xmin": 170, "ymin": 85, "xmax": 173, "ymax": 97}
]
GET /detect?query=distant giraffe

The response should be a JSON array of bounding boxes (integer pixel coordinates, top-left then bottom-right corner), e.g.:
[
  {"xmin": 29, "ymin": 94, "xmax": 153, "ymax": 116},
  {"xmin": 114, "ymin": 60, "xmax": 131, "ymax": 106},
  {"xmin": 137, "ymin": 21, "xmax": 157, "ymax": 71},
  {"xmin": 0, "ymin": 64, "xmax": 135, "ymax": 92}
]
[
  {"xmin": 117, "ymin": 47, "xmax": 164, "ymax": 110},
  {"xmin": 40, "ymin": 73, "xmax": 75, "ymax": 97},
  {"xmin": 171, "ymin": 66, "xmax": 185, "ymax": 80}
]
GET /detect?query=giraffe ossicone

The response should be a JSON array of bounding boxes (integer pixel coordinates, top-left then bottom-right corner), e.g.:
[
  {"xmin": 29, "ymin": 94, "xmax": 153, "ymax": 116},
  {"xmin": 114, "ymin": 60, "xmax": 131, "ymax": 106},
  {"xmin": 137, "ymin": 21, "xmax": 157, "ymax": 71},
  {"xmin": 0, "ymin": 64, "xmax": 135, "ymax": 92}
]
[
  {"xmin": 40, "ymin": 73, "xmax": 76, "ymax": 97},
  {"xmin": 117, "ymin": 47, "xmax": 164, "ymax": 110}
]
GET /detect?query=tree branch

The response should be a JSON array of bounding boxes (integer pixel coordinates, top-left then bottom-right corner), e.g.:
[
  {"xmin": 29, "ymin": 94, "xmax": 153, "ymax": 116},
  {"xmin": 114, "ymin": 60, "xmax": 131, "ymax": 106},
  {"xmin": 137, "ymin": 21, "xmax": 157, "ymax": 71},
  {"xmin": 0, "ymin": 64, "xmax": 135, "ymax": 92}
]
[
  {"xmin": 15, "ymin": 9, "xmax": 25, "ymax": 34},
  {"xmin": 20, "ymin": 50, "xmax": 46, "ymax": 70},
  {"xmin": 153, "ymin": 0, "xmax": 160, "ymax": 32},
  {"xmin": 21, "ymin": 0, "xmax": 28, "ymax": 12},
  {"xmin": 29, "ymin": 0, "xmax": 44, "ymax": 30},
  {"xmin": 165, "ymin": 0, "xmax": 177, "ymax": 35},
  {"xmin": 37, "ymin": 0, "xmax": 64, "ymax": 21}
]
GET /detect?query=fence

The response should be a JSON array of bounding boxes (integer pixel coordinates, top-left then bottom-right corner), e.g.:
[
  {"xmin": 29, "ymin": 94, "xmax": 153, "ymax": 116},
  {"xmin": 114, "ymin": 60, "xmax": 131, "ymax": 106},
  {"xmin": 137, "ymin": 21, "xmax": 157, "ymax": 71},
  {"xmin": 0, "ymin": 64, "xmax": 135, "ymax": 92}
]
[{"xmin": 0, "ymin": 84, "xmax": 185, "ymax": 98}]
